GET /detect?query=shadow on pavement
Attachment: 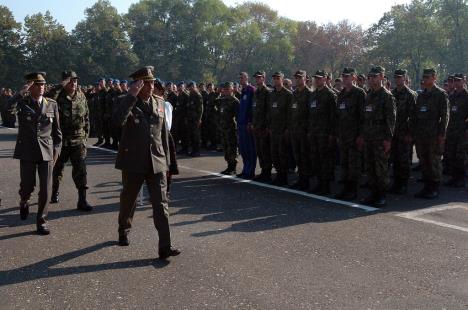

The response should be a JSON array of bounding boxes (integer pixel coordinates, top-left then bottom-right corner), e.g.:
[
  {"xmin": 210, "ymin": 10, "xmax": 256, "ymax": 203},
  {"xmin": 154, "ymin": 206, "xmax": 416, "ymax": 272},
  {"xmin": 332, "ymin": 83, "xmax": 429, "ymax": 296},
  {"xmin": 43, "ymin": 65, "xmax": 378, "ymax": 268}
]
[{"xmin": 0, "ymin": 241, "xmax": 169, "ymax": 287}]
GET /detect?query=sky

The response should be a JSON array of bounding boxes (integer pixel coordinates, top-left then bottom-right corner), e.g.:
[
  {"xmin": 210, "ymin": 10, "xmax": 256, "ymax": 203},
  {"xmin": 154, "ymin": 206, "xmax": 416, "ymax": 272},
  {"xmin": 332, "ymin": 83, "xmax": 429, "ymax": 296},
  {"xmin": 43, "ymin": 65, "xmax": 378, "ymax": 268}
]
[{"xmin": 1, "ymin": 0, "xmax": 411, "ymax": 31}]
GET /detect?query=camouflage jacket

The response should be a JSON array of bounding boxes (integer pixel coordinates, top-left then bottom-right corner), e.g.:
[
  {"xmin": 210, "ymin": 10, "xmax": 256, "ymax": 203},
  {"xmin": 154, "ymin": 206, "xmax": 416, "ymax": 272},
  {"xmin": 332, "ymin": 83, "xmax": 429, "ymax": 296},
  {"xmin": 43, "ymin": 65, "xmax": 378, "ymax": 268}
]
[
  {"xmin": 362, "ymin": 87, "xmax": 396, "ymax": 141},
  {"xmin": 391, "ymin": 85, "xmax": 417, "ymax": 138},
  {"xmin": 307, "ymin": 86, "xmax": 337, "ymax": 136},
  {"xmin": 288, "ymin": 86, "xmax": 311, "ymax": 134},
  {"xmin": 447, "ymin": 88, "xmax": 468, "ymax": 138},
  {"xmin": 268, "ymin": 86, "xmax": 292, "ymax": 134},
  {"xmin": 336, "ymin": 86, "xmax": 366, "ymax": 143},
  {"xmin": 187, "ymin": 91, "xmax": 204, "ymax": 123},
  {"xmin": 218, "ymin": 95, "xmax": 239, "ymax": 131},
  {"xmin": 252, "ymin": 85, "xmax": 271, "ymax": 130},
  {"xmin": 411, "ymin": 85, "xmax": 449, "ymax": 140}
]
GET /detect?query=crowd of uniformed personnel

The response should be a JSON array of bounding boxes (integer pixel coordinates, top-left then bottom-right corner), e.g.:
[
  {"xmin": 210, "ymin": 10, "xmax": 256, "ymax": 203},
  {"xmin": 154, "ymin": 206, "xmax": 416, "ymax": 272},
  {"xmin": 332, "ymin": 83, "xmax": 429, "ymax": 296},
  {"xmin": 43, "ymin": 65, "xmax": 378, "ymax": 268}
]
[{"xmin": 1, "ymin": 66, "xmax": 467, "ymax": 214}]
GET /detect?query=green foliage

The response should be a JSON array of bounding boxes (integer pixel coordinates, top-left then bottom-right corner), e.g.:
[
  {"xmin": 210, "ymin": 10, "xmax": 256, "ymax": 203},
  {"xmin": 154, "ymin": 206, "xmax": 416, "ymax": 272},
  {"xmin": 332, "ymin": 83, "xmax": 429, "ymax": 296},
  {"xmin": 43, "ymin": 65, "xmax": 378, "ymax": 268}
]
[{"xmin": 1, "ymin": 0, "xmax": 468, "ymax": 88}]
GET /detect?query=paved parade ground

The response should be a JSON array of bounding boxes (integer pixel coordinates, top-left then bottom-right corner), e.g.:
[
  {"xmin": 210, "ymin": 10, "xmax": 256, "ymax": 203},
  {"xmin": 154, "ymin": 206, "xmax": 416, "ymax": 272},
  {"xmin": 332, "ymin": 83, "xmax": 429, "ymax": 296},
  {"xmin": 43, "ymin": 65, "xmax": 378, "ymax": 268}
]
[{"xmin": 0, "ymin": 125, "xmax": 467, "ymax": 309}]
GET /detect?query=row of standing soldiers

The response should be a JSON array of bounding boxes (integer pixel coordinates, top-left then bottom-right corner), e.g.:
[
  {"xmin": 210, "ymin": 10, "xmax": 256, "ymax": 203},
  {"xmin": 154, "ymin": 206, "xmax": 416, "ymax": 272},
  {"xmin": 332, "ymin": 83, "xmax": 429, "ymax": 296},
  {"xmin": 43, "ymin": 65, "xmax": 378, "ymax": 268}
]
[{"xmin": 167, "ymin": 67, "xmax": 467, "ymax": 208}]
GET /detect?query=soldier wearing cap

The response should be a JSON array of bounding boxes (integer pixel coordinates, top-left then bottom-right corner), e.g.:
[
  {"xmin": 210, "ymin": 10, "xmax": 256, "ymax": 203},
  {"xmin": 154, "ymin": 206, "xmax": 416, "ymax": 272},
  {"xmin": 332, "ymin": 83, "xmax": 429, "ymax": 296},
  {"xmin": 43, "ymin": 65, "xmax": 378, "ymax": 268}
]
[
  {"xmin": 388, "ymin": 69, "xmax": 417, "ymax": 194},
  {"xmin": 251, "ymin": 71, "xmax": 272, "ymax": 182},
  {"xmin": 48, "ymin": 71, "xmax": 92, "ymax": 211},
  {"xmin": 6, "ymin": 72, "xmax": 62, "ymax": 234},
  {"xmin": 411, "ymin": 68, "xmax": 449, "ymax": 199},
  {"xmin": 357, "ymin": 66, "xmax": 396, "ymax": 207},
  {"xmin": 112, "ymin": 66, "xmax": 180, "ymax": 259},
  {"xmin": 307, "ymin": 70, "xmax": 337, "ymax": 195},
  {"xmin": 268, "ymin": 71, "xmax": 293, "ymax": 186},
  {"xmin": 186, "ymin": 81, "xmax": 203, "ymax": 157},
  {"xmin": 335, "ymin": 67, "xmax": 367, "ymax": 200},
  {"xmin": 175, "ymin": 81, "xmax": 190, "ymax": 154},
  {"xmin": 444, "ymin": 73, "xmax": 468, "ymax": 188},
  {"xmin": 218, "ymin": 82, "xmax": 240, "ymax": 175},
  {"xmin": 288, "ymin": 70, "xmax": 312, "ymax": 190}
]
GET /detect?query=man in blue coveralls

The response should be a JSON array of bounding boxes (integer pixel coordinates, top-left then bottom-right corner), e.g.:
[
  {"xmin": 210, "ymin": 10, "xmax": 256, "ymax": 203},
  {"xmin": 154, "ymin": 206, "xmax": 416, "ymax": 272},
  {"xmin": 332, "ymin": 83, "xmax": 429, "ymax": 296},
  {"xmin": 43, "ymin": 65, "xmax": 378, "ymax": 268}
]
[{"xmin": 238, "ymin": 72, "xmax": 257, "ymax": 179}]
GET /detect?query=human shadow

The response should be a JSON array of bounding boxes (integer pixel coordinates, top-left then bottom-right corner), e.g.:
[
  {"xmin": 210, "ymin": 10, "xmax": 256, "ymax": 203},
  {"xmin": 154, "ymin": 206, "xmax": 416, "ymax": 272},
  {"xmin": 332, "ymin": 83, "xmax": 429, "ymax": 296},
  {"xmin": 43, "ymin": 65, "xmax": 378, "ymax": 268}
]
[{"xmin": 0, "ymin": 241, "xmax": 169, "ymax": 287}]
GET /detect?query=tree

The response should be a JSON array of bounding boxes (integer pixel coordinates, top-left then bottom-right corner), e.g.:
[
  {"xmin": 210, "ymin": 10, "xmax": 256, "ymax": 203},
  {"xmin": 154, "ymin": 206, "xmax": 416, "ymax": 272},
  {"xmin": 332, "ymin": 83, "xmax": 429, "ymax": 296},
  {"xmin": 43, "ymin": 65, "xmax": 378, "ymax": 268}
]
[{"xmin": 73, "ymin": 0, "xmax": 138, "ymax": 84}]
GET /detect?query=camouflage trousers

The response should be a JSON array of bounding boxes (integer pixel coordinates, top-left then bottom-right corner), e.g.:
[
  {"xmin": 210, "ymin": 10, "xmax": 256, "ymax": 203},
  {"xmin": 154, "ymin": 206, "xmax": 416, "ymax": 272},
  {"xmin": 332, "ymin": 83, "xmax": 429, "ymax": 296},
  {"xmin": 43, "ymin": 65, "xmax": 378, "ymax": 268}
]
[
  {"xmin": 446, "ymin": 134, "xmax": 467, "ymax": 179},
  {"xmin": 290, "ymin": 131, "xmax": 311, "ymax": 176},
  {"xmin": 391, "ymin": 137, "xmax": 412, "ymax": 182},
  {"xmin": 415, "ymin": 139, "xmax": 443, "ymax": 185},
  {"xmin": 53, "ymin": 143, "xmax": 88, "ymax": 190},
  {"xmin": 339, "ymin": 139, "xmax": 362, "ymax": 182},
  {"xmin": 309, "ymin": 134, "xmax": 334, "ymax": 181},
  {"xmin": 270, "ymin": 131, "xmax": 289, "ymax": 174},
  {"xmin": 365, "ymin": 139, "xmax": 389, "ymax": 195},
  {"xmin": 221, "ymin": 127, "xmax": 238, "ymax": 165},
  {"xmin": 254, "ymin": 129, "xmax": 272, "ymax": 171}
]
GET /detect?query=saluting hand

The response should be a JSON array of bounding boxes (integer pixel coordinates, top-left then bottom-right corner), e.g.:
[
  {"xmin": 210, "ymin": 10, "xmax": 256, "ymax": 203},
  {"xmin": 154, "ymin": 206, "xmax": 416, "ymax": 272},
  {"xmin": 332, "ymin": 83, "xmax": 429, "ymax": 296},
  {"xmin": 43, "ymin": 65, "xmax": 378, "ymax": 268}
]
[
  {"xmin": 129, "ymin": 80, "xmax": 144, "ymax": 97},
  {"xmin": 19, "ymin": 81, "xmax": 34, "ymax": 96}
]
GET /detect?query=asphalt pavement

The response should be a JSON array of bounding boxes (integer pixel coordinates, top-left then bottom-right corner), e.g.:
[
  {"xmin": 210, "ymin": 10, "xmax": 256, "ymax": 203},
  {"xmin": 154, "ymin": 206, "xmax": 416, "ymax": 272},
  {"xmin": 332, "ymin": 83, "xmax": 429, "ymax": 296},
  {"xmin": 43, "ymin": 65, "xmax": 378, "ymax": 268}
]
[{"xmin": 0, "ymin": 126, "xmax": 467, "ymax": 309}]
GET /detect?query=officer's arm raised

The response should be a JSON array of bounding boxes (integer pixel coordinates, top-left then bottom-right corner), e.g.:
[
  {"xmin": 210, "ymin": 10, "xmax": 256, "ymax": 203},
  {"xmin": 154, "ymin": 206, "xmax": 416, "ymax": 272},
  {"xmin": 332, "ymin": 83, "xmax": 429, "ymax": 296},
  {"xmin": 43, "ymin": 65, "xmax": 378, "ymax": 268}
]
[{"xmin": 113, "ymin": 81, "xmax": 144, "ymax": 127}]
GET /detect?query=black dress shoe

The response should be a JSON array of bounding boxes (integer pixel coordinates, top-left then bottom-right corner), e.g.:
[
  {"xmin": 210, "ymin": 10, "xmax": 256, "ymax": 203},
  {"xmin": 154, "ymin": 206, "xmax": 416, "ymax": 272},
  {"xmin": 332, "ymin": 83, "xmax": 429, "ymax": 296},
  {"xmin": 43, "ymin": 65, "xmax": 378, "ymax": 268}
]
[
  {"xmin": 19, "ymin": 201, "xmax": 29, "ymax": 221},
  {"xmin": 50, "ymin": 191, "xmax": 59, "ymax": 203},
  {"xmin": 118, "ymin": 235, "xmax": 129, "ymax": 246},
  {"xmin": 36, "ymin": 223, "xmax": 50, "ymax": 235},
  {"xmin": 158, "ymin": 246, "xmax": 181, "ymax": 260}
]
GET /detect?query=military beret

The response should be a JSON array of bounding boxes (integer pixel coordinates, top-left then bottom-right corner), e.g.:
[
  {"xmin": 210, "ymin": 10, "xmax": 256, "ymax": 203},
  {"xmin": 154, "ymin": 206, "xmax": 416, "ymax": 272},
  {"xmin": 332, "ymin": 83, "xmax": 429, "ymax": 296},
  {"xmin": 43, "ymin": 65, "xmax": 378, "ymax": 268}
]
[
  {"xmin": 447, "ymin": 74, "xmax": 455, "ymax": 81},
  {"xmin": 394, "ymin": 69, "xmax": 407, "ymax": 77},
  {"xmin": 368, "ymin": 66, "xmax": 385, "ymax": 76},
  {"xmin": 187, "ymin": 81, "xmax": 196, "ymax": 87},
  {"xmin": 106, "ymin": 78, "xmax": 114, "ymax": 83},
  {"xmin": 294, "ymin": 70, "xmax": 307, "ymax": 78},
  {"xmin": 166, "ymin": 82, "xmax": 173, "ymax": 86},
  {"xmin": 62, "ymin": 70, "xmax": 78, "ymax": 80},
  {"xmin": 453, "ymin": 73, "xmax": 465, "ymax": 80},
  {"xmin": 222, "ymin": 82, "xmax": 234, "ymax": 89},
  {"xmin": 341, "ymin": 67, "xmax": 356, "ymax": 76},
  {"xmin": 177, "ymin": 81, "xmax": 185, "ymax": 86},
  {"xmin": 120, "ymin": 80, "xmax": 128, "ymax": 84},
  {"xmin": 154, "ymin": 78, "xmax": 165, "ymax": 89},
  {"xmin": 233, "ymin": 82, "xmax": 240, "ymax": 87},
  {"xmin": 313, "ymin": 70, "xmax": 327, "ymax": 78},
  {"xmin": 334, "ymin": 78, "xmax": 342, "ymax": 82},
  {"xmin": 94, "ymin": 82, "xmax": 99, "ymax": 86},
  {"xmin": 99, "ymin": 77, "xmax": 105, "ymax": 81},
  {"xmin": 129, "ymin": 66, "xmax": 156, "ymax": 81},
  {"xmin": 272, "ymin": 71, "xmax": 284, "ymax": 78},
  {"xmin": 113, "ymin": 79, "xmax": 120, "ymax": 84},
  {"xmin": 422, "ymin": 68, "xmax": 436, "ymax": 76},
  {"xmin": 24, "ymin": 72, "xmax": 47, "ymax": 84},
  {"xmin": 198, "ymin": 82, "xmax": 205, "ymax": 87},
  {"xmin": 253, "ymin": 71, "xmax": 266, "ymax": 77}
]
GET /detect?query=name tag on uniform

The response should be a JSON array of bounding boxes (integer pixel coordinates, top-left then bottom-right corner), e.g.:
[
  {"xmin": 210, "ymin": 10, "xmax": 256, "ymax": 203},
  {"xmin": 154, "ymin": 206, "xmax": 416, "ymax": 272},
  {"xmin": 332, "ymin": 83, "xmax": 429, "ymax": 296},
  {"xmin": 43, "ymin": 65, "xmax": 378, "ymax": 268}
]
[
  {"xmin": 310, "ymin": 100, "xmax": 317, "ymax": 108},
  {"xmin": 134, "ymin": 118, "xmax": 140, "ymax": 124},
  {"xmin": 365, "ymin": 105, "xmax": 373, "ymax": 112},
  {"xmin": 452, "ymin": 106, "xmax": 458, "ymax": 112},
  {"xmin": 26, "ymin": 116, "xmax": 32, "ymax": 121},
  {"xmin": 272, "ymin": 102, "xmax": 278, "ymax": 108},
  {"xmin": 243, "ymin": 95, "xmax": 248, "ymax": 100},
  {"xmin": 420, "ymin": 106, "xmax": 427, "ymax": 112},
  {"xmin": 220, "ymin": 108, "xmax": 224, "ymax": 113},
  {"xmin": 292, "ymin": 103, "xmax": 297, "ymax": 109},
  {"xmin": 339, "ymin": 103, "xmax": 346, "ymax": 110}
]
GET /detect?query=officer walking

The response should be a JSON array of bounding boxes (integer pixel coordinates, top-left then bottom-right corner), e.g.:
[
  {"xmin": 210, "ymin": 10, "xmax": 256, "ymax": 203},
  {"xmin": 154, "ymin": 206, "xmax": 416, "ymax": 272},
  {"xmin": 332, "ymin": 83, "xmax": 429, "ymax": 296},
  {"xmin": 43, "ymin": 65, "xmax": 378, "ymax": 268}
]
[
  {"xmin": 7, "ymin": 72, "xmax": 62, "ymax": 234},
  {"xmin": 113, "ymin": 66, "xmax": 180, "ymax": 259}
]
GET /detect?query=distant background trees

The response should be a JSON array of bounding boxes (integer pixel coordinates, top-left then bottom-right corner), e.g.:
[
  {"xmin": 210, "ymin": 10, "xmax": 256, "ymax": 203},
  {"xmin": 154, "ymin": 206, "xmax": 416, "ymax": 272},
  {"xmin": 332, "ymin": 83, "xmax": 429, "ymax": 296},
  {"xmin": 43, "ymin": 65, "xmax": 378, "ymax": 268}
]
[{"xmin": 1, "ymin": 0, "xmax": 467, "ymax": 88}]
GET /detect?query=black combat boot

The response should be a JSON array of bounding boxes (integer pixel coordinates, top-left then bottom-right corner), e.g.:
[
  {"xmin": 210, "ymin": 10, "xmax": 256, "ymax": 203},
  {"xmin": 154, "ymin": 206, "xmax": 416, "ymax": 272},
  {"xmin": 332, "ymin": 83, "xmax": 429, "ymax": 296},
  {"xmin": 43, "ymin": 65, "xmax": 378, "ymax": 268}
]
[
  {"xmin": 312, "ymin": 181, "xmax": 330, "ymax": 195},
  {"xmin": 271, "ymin": 173, "xmax": 288, "ymax": 186},
  {"xmin": 50, "ymin": 182, "xmax": 59, "ymax": 203},
  {"xmin": 290, "ymin": 174, "xmax": 309, "ymax": 191},
  {"xmin": 342, "ymin": 181, "xmax": 358, "ymax": 200},
  {"xmin": 19, "ymin": 200, "xmax": 29, "ymax": 221},
  {"xmin": 221, "ymin": 163, "xmax": 237, "ymax": 175},
  {"xmin": 102, "ymin": 139, "xmax": 112, "ymax": 148},
  {"xmin": 77, "ymin": 188, "xmax": 93, "ymax": 211},
  {"xmin": 389, "ymin": 179, "xmax": 407, "ymax": 195}
]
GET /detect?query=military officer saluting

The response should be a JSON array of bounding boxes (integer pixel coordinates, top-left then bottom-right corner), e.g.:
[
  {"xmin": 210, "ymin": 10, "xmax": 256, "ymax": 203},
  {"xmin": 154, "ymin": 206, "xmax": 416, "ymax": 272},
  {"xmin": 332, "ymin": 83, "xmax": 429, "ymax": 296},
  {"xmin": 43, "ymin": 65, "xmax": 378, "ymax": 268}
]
[
  {"xmin": 49, "ymin": 70, "xmax": 93, "ymax": 211},
  {"xmin": 113, "ymin": 66, "xmax": 180, "ymax": 260},
  {"xmin": 7, "ymin": 72, "xmax": 62, "ymax": 234}
]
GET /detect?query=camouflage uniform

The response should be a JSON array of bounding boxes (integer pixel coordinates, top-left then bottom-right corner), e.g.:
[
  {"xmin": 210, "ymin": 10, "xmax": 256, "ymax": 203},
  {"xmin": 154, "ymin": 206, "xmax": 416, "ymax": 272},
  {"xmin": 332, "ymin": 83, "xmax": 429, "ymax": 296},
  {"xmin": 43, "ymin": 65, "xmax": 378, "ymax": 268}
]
[
  {"xmin": 390, "ymin": 84, "xmax": 417, "ymax": 190},
  {"xmin": 445, "ymin": 87, "xmax": 468, "ymax": 186},
  {"xmin": 288, "ymin": 85, "xmax": 311, "ymax": 188},
  {"xmin": 362, "ymin": 87, "xmax": 396, "ymax": 200},
  {"xmin": 253, "ymin": 84, "xmax": 272, "ymax": 178},
  {"xmin": 412, "ymin": 83, "xmax": 449, "ymax": 196},
  {"xmin": 187, "ymin": 90, "xmax": 203, "ymax": 155},
  {"xmin": 307, "ymin": 85, "xmax": 337, "ymax": 193},
  {"xmin": 52, "ymin": 88, "xmax": 90, "ymax": 194},
  {"xmin": 218, "ymin": 94, "xmax": 239, "ymax": 168},
  {"xmin": 336, "ymin": 84, "xmax": 366, "ymax": 198},
  {"xmin": 268, "ymin": 85, "xmax": 292, "ymax": 184}
]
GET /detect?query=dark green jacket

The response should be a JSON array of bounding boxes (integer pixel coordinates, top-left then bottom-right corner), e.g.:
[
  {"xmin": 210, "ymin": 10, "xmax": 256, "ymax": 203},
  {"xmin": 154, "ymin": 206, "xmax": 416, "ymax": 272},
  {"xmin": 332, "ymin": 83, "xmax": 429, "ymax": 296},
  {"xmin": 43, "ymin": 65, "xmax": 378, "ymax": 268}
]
[
  {"xmin": 218, "ymin": 95, "xmax": 239, "ymax": 131},
  {"xmin": 308, "ymin": 86, "xmax": 337, "ymax": 136},
  {"xmin": 336, "ymin": 86, "xmax": 366, "ymax": 143},
  {"xmin": 268, "ymin": 86, "xmax": 292, "ymax": 134},
  {"xmin": 447, "ymin": 88, "xmax": 468, "ymax": 138},
  {"xmin": 187, "ymin": 91, "xmax": 204, "ymax": 123},
  {"xmin": 392, "ymin": 85, "xmax": 417, "ymax": 138},
  {"xmin": 252, "ymin": 85, "xmax": 271, "ymax": 130},
  {"xmin": 288, "ymin": 86, "xmax": 311, "ymax": 134},
  {"xmin": 362, "ymin": 87, "xmax": 396, "ymax": 141}
]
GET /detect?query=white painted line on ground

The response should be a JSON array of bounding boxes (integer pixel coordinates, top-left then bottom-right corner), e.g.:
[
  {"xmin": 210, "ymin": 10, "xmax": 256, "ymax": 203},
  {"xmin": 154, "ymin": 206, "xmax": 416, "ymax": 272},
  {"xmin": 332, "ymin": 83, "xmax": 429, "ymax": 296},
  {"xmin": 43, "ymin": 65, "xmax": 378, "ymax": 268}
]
[
  {"xmin": 87, "ymin": 145, "xmax": 378, "ymax": 212},
  {"xmin": 397, "ymin": 204, "xmax": 468, "ymax": 233},
  {"xmin": 179, "ymin": 165, "xmax": 378, "ymax": 212}
]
